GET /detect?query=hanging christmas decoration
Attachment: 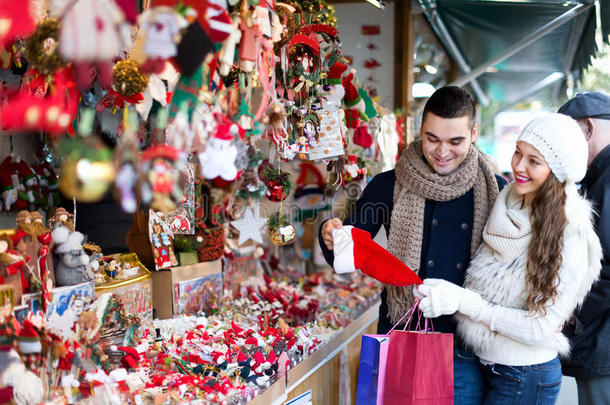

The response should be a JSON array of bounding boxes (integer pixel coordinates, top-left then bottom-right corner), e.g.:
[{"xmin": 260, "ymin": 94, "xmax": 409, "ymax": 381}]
[
  {"xmin": 23, "ymin": 19, "xmax": 66, "ymax": 76},
  {"xmin": 57, "ymin": 137, "xmax": 116, "ymax": 203},
  {"xmin": 231, "ymin": 204, "xmax": 267, "ymax": 246},
  {"xmin": 267, "ymin": 212, "xmax": 295, "ymax": 246},
  {"xmin": 259, "ymin": 162, "xmax": 292, "ymax": 202}
]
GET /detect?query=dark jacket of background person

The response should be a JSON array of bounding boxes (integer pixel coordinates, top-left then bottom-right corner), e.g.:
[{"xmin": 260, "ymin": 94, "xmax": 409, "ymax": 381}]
[{"xmin": 563, "ymin": 145, "xmax": 610, "ymax": 378}]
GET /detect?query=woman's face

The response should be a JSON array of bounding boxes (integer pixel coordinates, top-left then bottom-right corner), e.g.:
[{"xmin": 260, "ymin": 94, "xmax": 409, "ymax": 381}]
[{"xmin": 511, "ymin": 141, "xmax": 551, "ymax": 202}]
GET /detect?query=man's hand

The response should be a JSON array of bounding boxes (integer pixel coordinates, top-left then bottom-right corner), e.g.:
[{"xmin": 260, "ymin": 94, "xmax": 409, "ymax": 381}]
[{"xmin": 321, "ymin": 218, "xmax": 343, "ymax": 250}]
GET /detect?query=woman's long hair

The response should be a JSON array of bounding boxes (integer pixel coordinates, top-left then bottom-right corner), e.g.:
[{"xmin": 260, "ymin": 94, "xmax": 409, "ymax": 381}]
[{"xmin": 525, "ymin": 173, "xmax": 567, "ymax": 315}]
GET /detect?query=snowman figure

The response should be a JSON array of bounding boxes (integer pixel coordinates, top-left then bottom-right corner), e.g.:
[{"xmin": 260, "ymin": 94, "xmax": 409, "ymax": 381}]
[{"xmin": 198, "ymin": 123, "xmax": 239, "ymax": 181}]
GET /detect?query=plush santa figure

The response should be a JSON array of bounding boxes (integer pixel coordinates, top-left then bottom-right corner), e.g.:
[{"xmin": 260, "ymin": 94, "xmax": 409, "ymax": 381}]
[
  {"xmin": 198, "ymin": 123, "xmax": 239, "ymax": 181},
  {"xmin": 332, "ymin": 226, "xmax": 422, "ymax": 286},
  {"xmin": 341, "ymin": 72, "xmax": 367, "ymax": 129}
]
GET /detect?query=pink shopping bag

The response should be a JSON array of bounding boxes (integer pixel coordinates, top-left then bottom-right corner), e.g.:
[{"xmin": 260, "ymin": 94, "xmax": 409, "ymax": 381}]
[{"xmin": 383, "ymin": 300, "xmax": 454, "ymax": 405}]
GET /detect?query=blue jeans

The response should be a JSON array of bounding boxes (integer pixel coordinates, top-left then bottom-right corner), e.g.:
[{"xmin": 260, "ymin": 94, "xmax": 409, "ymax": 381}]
[
  {"xmin": 454, "ymin": 348, "xmax": 486, "ymax": 405},
  {"xmin": 482, "ymin": 357, "xmax": 562, "ymax": 405}
]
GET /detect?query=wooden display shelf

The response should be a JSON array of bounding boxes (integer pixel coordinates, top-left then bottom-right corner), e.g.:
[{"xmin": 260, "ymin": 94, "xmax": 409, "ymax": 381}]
[{"xmin": 248, "ymin": 301, "xmax": 380, "ymax": 405}]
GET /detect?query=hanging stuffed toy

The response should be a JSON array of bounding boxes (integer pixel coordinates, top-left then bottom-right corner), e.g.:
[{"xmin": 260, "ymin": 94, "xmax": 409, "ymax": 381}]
[
  {"xmin": 56, "ymin": 0, "xmax": 131, "ymax": 89},
  {"xmin": 343, "ymin": 155, "xmax": 367, "ymax": 183},
  {"xmin": 341, "ymin": 72, "xmax": 368, "ymax": 130},
  {"xmin": 238, "ymin": 4, "xmax": 261, "ymax": 73},
  {"xmin": 140, "ymin": 144, "xmax": 186, "ymax": 213},
  {"xmin": 198, "ymin": 121, "xmax": 240, "ymax": 182},
  {"xmin": 136, "ymin": 6, "xmax": 187, "ymax": 73}
]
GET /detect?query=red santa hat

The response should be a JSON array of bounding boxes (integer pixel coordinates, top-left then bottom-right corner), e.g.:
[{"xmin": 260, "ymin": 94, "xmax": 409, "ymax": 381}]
[
  {"xmin": 341, "ymin": 72, "xmax": 363, "ymax": 109},
  {"xmin": 332, "ymin": 226, "xmax": 422, "ymax": 286},
  {"xmin": 214, "ymin": 123, "xmax": 236, "ymax": 141},
  {"xmin": 11, "ymin": 229, "xmax": 28, "ymax": 246},
  {"xmin": 17, "ymin": 321, "xmax": 41, "ymax": 354},
  {"xmin": 141, "ymin": 144, "xmax": 181, "ymax": 162},
  {"xmin": 326, "ymin": 62, "xmax": 347, "ymax": 85}
]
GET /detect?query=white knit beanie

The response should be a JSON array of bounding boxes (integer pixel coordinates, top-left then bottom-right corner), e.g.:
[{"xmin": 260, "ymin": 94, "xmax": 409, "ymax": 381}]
[{"xmin": 517, "ymin": 113, "xmax": 588, "ymax": 183}]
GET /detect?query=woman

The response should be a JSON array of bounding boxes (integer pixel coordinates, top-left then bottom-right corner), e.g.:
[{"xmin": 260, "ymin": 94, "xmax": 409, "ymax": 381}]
[{"xmin": 416, "ymin": 113, "xmax": 603, "ymax": 404}]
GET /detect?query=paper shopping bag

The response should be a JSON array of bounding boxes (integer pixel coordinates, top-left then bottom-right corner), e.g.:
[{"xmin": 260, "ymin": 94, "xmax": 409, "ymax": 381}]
[
  {"xmin": 383, "ymin": 329, "xmax": 453, "ymax": 405},
  {"xmin": 356, "ymin": 334, "xmax": 390, "ymax": 405}
]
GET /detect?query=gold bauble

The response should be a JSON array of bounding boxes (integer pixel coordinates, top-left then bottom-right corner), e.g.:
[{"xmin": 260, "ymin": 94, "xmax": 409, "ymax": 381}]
[
  {"xmin": 269, "ymin": 224, "xmax": 296, "ymax": 246},
  {"xmin": 59, "ymin": 158, "xmax": 116, "ymax": 203},
  {"xmin": 113, "ymin": 59, "xmax": 149, "ymax": 98}
]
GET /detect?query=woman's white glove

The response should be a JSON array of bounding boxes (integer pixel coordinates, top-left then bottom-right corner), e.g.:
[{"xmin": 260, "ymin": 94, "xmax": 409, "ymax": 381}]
[{"xmin": 417, "ymin": 279, "xmax": 482, "ymax": 318}]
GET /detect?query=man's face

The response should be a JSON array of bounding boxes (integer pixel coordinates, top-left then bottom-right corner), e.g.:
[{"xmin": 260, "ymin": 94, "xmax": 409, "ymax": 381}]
[{"xmin": 420, "ymin": 112, "xmax": 478, "ymax": 175}]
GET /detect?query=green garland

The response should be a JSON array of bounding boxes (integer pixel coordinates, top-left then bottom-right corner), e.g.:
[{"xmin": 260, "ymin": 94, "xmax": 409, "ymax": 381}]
[
  {"xmin": 260, "ymin": 166, "xmax": 293, "ymax": 195},
  {"xmin": 267, "ymin": 212, "xmax": 290, "ymax": 231}
]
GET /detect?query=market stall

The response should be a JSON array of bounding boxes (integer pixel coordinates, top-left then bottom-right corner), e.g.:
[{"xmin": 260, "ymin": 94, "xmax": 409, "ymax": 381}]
[{"xmin": 0, "ymin": 0, "xmax": 403, "ymax": 403}]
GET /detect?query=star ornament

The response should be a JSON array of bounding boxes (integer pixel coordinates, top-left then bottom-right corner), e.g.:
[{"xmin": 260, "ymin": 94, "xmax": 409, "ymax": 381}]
[{"xmin": 231, "ymin": 204, "xmax": 267, "ymax": 246}]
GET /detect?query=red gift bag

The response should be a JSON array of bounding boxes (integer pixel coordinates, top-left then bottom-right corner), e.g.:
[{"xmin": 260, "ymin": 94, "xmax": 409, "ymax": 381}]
[{"xmin": 383, "ymin": 301, "xmax": 454, "ymax": 405}]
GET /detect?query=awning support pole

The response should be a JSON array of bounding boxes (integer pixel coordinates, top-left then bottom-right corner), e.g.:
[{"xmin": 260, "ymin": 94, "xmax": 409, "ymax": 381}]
[{"xmin": 427, "ymin": 8, "xmax": 490, "ymax": 106}]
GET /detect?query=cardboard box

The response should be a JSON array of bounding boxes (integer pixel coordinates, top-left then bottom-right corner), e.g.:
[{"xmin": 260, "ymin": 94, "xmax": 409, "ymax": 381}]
[{"xmin": 151, "ymin": 260, "xmax": 222, "ymax": 319}]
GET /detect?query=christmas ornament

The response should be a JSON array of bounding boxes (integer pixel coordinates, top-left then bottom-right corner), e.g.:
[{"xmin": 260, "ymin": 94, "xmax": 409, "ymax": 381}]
[
  {"xmin": 136, "ymin": 7, "xmax": 187, "ymax": 69},
  {"xmin": 58, "ymin": 137, "xmax": 116, "ymax": 203},
  {"xmin": 259, "ymin": 163, "xmax": 292, "ymax": 202},
  {"xmin": 57, "ymin": 0, "xmax": 130, "ymax": 89},
  {"xmin": 23, "ymin": 19, "xmax": 66, "ymax": 76},
  {"xmin": 198, "ymin": 121, "xmax": 240, "ymax": 182},
  {"xmin": 343, "ymin": 155, "xmax": 366, "ymax": 183},
  {"xmin": 231, "ymin": 204, "xmax": 266, "ymax": 246},
  {"xmin": 332, "ymin": 225, "xmax": 422, "ymax": 286},
  {"xmin": 113, "ymin": 59, "xmax": 149, "ymax": 99},
  {"xmin": 218, "ymin": 14, "xmax": 241, "ymax": 76},
  {"xmin": 267, "ymin": 212, "xmax": 295, "ymax": 246},
  {"xmin": 309, "ymin": 62, "xmax": 346, "ymax": 161},
  {"xmin": 141, "ymin": 144, "xmax": 186, "ymax": 213},
  {"xmin": 341, "ymin": 72, "xmax": 367, "ymax": 129}
]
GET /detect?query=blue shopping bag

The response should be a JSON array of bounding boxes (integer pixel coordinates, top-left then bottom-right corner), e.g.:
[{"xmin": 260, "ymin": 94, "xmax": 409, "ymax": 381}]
[{"xmin": 356, "ymin": 334, "xmax": 390, "ymax": 405}]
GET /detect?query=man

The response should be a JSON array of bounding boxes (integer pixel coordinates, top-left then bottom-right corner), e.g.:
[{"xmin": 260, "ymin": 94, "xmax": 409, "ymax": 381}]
[
  {"xmin": 559, "ymin": 92, "xmax": 610, "ymax": 404},
  {"xmin": 319, "ymin": 86, "xmax": 506, "ymax": 404}
]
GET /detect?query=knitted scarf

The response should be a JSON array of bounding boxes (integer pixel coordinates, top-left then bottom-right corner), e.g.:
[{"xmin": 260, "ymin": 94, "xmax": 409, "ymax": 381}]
[{"xmin": 386, "ymin": 140, "xmax": 499, "ymax": 324}]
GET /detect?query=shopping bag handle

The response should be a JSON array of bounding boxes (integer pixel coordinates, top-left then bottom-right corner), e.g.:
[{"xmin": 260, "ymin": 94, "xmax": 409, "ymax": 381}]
[{"xmin": 388, "ymin": 299, "xmax": 435, "ymax": 333}]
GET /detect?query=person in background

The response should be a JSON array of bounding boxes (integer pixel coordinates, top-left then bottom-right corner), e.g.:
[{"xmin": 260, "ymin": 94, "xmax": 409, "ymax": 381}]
[
  {"xmin": 319, "ymin": 86, "xmax": 507, "ymax": 404},
  {"xmin": 558, "ymin": 92, "xmax": 610, "ymax": 405},
  {"xmin": 416, "ymin": 113, "xmax": 602, "ymax": 404}
]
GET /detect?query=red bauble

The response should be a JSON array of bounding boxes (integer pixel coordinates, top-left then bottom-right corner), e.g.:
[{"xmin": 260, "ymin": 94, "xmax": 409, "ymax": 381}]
[{"xmin": 266, "ymin": 181, "xmax": 287, "ymax": 202}]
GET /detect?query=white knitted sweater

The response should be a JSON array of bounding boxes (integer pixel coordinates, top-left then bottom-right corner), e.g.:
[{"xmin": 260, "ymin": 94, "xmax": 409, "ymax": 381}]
[{"xmin": 455, "ymin": 182, "xmax": 602, "ymax": 366}]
